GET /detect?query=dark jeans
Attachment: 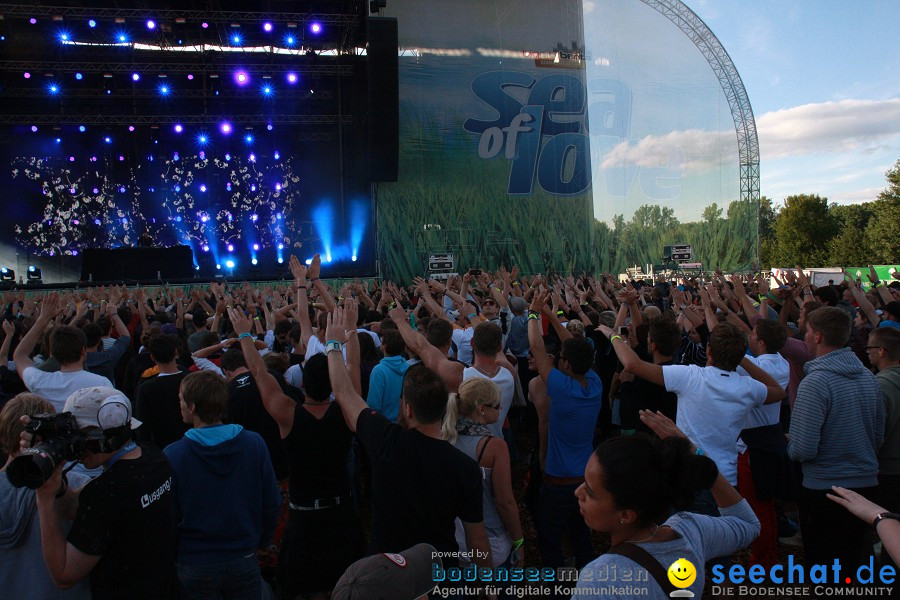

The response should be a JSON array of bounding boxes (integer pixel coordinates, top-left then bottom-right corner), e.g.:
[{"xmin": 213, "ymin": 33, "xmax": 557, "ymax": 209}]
[
  {"xmin": 536, "ymin": 482, "xmax": 593, "ymax": 571},
  {"xmin": 177, "ymin": 554, "xmax": 264, "ymax": 600},
  {"xmin": 799, "ymin": 485, "xmax": 877, "ymax": 572}
]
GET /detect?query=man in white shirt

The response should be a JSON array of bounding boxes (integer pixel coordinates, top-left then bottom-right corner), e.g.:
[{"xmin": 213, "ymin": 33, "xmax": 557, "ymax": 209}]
[
  {"xmin": 600, "ymin": 320, "xmax": 785, "ymax": 488},
  {"xmin": 14, "ymin": 295, "xmax": 113, "ymax": 413},
  {"xmin": 735, "ymin": 318, "xmax": 791, "ymax": 568}
]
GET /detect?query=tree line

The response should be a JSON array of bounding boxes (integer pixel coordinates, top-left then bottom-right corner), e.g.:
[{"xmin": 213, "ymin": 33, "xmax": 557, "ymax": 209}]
[{"xmin": 593, "ymin": 159, "xmax": 899, "ymax": 273}]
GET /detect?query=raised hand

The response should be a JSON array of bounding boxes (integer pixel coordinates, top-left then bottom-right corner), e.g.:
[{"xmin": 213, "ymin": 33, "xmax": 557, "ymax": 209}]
[
  {"xmin": 289, "ymin": 255, "xmax": 308, "ymax": 282},
  {"xmin": 344, "ymin": 298, "xmax": 359, "ymax": 331},
  {"xmin": 530, "ymin": 290, "xmax": 549, "ymax": 314},
  {"xmin": 325, "ymin": 307, "xmax": 350, "ymax": 343},
  {"xmin": 227, "ymin": 307, "xmax": 253, "ymax": 336},
  {"xmin": 307, "ymin": 253, "xmax": 321, "ymax": 280},
  {"xmin": 639, "ymin": 409, "xmax": 688, "ymax": 441}
]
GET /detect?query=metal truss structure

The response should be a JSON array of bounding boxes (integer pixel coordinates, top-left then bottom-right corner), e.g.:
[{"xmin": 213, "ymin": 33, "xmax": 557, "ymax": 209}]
[{"xmin": 639, "ymin": 0, "xmax": 760, "ymax": 212}]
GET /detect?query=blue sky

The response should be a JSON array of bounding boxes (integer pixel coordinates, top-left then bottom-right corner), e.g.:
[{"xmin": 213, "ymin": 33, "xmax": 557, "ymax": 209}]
[{"xmin": 689, "ymin": 0, "xmax": 900, "ymax": 206}]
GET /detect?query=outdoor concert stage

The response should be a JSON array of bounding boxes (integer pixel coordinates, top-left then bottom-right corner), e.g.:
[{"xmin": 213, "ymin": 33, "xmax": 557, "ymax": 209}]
[{"xmin": 0, "ymin": 1, "xmax": 757, "ymax": 285}]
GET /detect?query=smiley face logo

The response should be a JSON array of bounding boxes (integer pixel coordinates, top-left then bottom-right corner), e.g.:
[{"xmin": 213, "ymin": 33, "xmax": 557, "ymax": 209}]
[{"xmin": 667, "ymin": 558, "xmax": 696, "ymax": 589}]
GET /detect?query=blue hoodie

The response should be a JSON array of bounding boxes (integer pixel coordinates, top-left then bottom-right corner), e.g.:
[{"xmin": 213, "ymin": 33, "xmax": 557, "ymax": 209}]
[
  {"xmin": 164, "ymin": 425, "xmax": 281, "ymax": 565},
  {"xmin": 366, "ymin": 355, "xmax": 409, "ymax": 422}
]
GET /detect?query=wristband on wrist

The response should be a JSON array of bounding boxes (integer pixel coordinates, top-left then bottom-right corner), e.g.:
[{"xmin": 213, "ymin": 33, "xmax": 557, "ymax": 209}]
[
  {"xmin": 325, "ymin": 340, "xmax": 343, "ymax": 353},
  {"xmin": 467, "ymin": 312, "xmax": 477, "ymax": 320},
  {"xmin": 556, "ymin": 310, "xmax": 565, "ymax": 316},
  {"xmin": 238, "ymin": 332, "xmax": 253, "ymax": 340},
  {"xmin": 253, "ymin": 316, "xmax": 260, "ymax": 321},
  {"xmin": 609, "ymin": 334, "xmax": 622, "ymax": 342},
  {"xmin": 511, "ymin": 282, "xmax": 520, "ymax": 287},
  {"xmin": 512, "ymin": 538, "xmax": 524, "ymax": 551},
  {"xmin": 527, "ymin": 313, "xmax": 539, "ymax": 321},
  {"xmin": 873, "ymin": 512, "xmax": 900, "ymax": 529}
]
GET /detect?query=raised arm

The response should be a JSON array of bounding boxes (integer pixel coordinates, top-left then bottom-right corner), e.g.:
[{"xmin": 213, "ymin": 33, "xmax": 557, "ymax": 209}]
[
  {"xmin": 325, "ymin": 307, "xmax": 368, "ymax": 432},
  {"xmin": 228, "ymin": 307, "xmax": 296, "ymax": 437},
  {"xmin": 388, "ymin": 302, "xmax": 464, "ymax": 392},
  {"xmin": 738, "ymin": 356, "xmax": 786, "ymax": 404},
  {"xmin": 14, "ymin": 293, "xmax": 60, "ymax": 377},
  {"xmin": 307, "ymin": 254, "xmax": 337, "ymax": 313},
  {"xmin": 527, "ymin": 292, "xmax": 555, "ymax": 382}
]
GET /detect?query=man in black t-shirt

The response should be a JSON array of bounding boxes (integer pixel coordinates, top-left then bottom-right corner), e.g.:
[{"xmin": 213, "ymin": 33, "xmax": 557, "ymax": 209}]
[
  {"xmin": 30, "ymin": 386, "xmax": 177, "ymax": 599},
  {"xmin": 134, "ymin": 334, "xmax": 189, "ymax": 449},
  {"xmin": 323, "ymin": 304, "xmax": 491, "ymax": 568}
]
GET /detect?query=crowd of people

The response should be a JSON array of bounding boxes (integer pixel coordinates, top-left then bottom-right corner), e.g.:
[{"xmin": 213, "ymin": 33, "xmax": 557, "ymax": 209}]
[{"xmin": 0, "ymin": 255, "xmax": 899, "ymax": 599}]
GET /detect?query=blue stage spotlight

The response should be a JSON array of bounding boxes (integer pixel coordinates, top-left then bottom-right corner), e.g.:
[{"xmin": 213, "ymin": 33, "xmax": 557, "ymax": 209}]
[
  {"xmin": 146, "ymin": 20, "xmax": 156, "ymax": 30},
  {"xmin": 245, "ymin": 134, "xmax": 253, "ymax": 143},
  {"xmin": 262, "ymin": 22, "xmax": 273, "ymax": 32},
  {"xmin": 197, "ymin": 133, "xmax": 208, "ymax": 145},
  {"xmin": 277, "ymin": 257, "xmax": 284, "ymax": 264},
  {"xmin": 261, "ymin": 84, "xmax": 273, "ymax": 96},
  {"xmin": 48, "ymin": 83, "xmax": 60, "ymax": 95},
  {"xmin": 251, "ymin": 258, "xmax": 258, "ymax": 265},
  {"xmin": 305, "ymin": 259, "xmax": 312, "ymax": 266},
  {"xmin": 159, "ymin": 84, "xmax": 170, "ymax": 95},
  {"xmin": 88, "ymin": 19, "xmax": 97, "ymax": 28},
  {"xmin": 286, "ymin": 72, "xmax": 298, "ymax": 85},
  {"xmin": 220, "ymin": 122, "xmax": 232, "ymax": 134},
  {"xmin": 174, "ymin": 124, "xmax": 183, "ymax": 133},
  {"xmin": 131, "ymin": 73, "xmax": 140, "ymax": 82},
  {"xmin": 352, "ymin": 255, "xmax": 357, "ymax": 262},
  {"xmin": 231, "ymin": 34, "xmax": 242, "ymax": 45},
  {"xmin": 59, "ymin": 32, "xmax": 70, "ymax": 42},
  {"xmin": 284, "ymin": 35, "xmax": 295, "ymax": 46},
  {"xmin": 116, "ymin": 32, "xmax": 128, "ymax": 43},
  {"xmin": 75, "ymin": 72, "xmax": 83, "ymax": 80},
  {"xmin": 225, "ymin": 259, "xmax": 235, "ymax": 269}
]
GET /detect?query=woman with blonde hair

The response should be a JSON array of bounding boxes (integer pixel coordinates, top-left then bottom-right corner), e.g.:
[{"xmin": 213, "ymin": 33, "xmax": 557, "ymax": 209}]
[{"xmin": 444, "ymin": 377, "xmax": 525, "ymax": 568}]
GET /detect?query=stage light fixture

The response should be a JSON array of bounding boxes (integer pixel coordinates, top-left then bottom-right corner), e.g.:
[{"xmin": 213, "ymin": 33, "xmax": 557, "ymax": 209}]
[
  {"xmin": 277, "ymin": 243, "xmax": 284, "ymax": 250},
  {"xmin": 104, "ymin": 136, "xmax": 111, "ymax": 143},
  {"xmin": 202, "ymin": 244, "xmax": 210, "ymax": 252},
  {"xmin": 146, "ymin": 20, "xmax": 156, "ymax": 30},
  {"xmin": 0, "ymin": 268, "xmax": 14, "ymax": 282},
  {"xmin": 263, "ymin": 22, "xmax": 273, "ymax": 32},
  {"xmin": 202, "ymin": 22, "xmax": 209, "ymax": 29},
  {"xmin": 352, "ymin": 255, "xmax": 358, "ymax": 262},
  {"xmin": 253, "ymin": 243, "xmax": 260, "ymax": 251},
  {"xmin": 231, "ymin": 34, "xmax": 242, "ymax": 45},
  {"xmin": 29, "ymin": 18, "xmax": 37, "ymax": 25},
  {"xmin": 55, "ymin": 138, "xmax": 61, "ymax": 143},
  {"xmin": 88, "ymin": 19, "xmax": 97, "ymax": 28},
  {"xmin": 267, "ymin": 124, "xmax": 273, "ymax": 131},
  {"xmin": 245, "ymin": 134, "xmax": 253, "ymax": 143},
  {"xmin": 159, "ymin": 84, "xmax": 170, "ymax": 95},
  {"xmin": 197, "ymin": 134, "xmax": 208, "ymax": 145},
  {"xmin": 225, "ymin": 260, "xmax": 235, "ymax": 269},
  {"xmin": 199, "ymin": 184, "xmax": 207, "ymax": 192},
  {"xmin": 251, "ymin": 258, "xmax": 258, "ymax": 265},
  {"xmin": 220, "ymin": 122, "xmax": 232, "ymax": 134},
  {"xmin": 286, "ymin": 72, "xmax": 298, "ymax": 84},
  {"xmin": 94, "ymin": 218, "xmax": 101, "ymax": 225},
  {"xmin": 75, "ymin": 72, "xmax": 83, "ymax": 80},
  {"xmin": 174, "ymin": 124, "xmax": 183, "ymax": 133},
  {"xmin": 23, "ymin": 72, "xmax": 30, "ymax": 79},
  {"xmin": 79, "ymin": 125, "xmax": 86, "ymax": 132},
  {"xmin": 187, "ymin": 74, "xmax": 194, "ymax": 80},
  {"xmin": 305, "ymin": 259, "xmax": 312, "ymax": 266},
  {"xmin": 216, "ymin": 264, "xmax": 221, "ymax": 270},
  {"xmin": 117, "ymin": 33, "xmax": 128, "ymax": 42},
  {"xmin": 31, "ymin": 126, "xmax": 37, "ymax": 132},
  {"xmin": 59, "ymin": 32, "xmax": 70, "ymax": 42},
  {"xmin": 131, "ymin": 73, "xmax": 140, "ymax": 81},
  {"xmin": 278, "ymin": 258, "xmax": 284, "ymax": 264},
  {"xmin": 234, "ymin": 70, "xmax": 250, "ymax": 86},
  {"xmin": 249, "ymin": 153, "xmax": 256, "ymax": 163},
  {"xmin": 128, "ymin": 125, "xmax": 135, "ymax": 132},
  {"xmin": 48, "ymin": 83, "xmax": 59, "ymax": 94},
  {"xmin": 227, "ymin": 244, "xmax": 234, "ymax": 252},
  {"xmin": 309, "ymin": 21, "xmax": 323, "ymax": 35},
  {"xmin": 262, "ymin": 85, "xmax": 273, "ymax": 96},
  {"xmin": 285, "ymin": 35, "xmax": 295, "ymax": 46},
  {"xmin": 274, "ymin": 151, "xmax": 280, "ymax": 160}
]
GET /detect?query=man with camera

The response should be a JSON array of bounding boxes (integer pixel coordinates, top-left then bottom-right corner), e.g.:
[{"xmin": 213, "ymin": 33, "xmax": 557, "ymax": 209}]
[{"xmin": 16, "ymin": 386, "xmax": 177, "ymax": 599}]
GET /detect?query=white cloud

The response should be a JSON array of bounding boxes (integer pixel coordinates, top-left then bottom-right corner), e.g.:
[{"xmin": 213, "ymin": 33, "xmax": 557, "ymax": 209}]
[
  {"xmin": 757, "ymin": 98, "xmax": 900, "ymax": 159},
  {"xmin": 600, "ymin": 129, "xmax": 734, "ymax": 172}
]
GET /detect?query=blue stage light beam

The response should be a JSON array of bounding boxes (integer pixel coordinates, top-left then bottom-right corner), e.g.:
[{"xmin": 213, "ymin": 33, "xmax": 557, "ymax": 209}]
[
  {"xmin": 312, "ymin": 203, "xmax": 335, "ymax": 267},
  {"xmin": 349, "ymin": 200, "xmax": 368, "ymax": 266}
]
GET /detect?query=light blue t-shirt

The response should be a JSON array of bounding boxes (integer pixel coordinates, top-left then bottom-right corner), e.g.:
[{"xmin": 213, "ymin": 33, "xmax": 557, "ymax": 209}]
[{"xmin": 575, "ymin": 500, "xmax": 759, "ymax": 599}]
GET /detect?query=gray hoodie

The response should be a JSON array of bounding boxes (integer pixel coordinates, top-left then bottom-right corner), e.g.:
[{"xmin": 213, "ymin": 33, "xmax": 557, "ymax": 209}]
[
  {"xmin": 0, "ymin": 471, "xmax": 92, "ymax": 599},
  {"xmin": 788, "ymin": 348, "xmax": 884, "ymax": 489}
]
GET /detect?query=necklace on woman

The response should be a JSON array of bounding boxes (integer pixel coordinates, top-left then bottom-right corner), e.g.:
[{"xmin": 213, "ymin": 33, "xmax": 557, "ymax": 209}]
[{"xmin": 626, "ymin": 524, "xmax": 659, "ymax": 544}]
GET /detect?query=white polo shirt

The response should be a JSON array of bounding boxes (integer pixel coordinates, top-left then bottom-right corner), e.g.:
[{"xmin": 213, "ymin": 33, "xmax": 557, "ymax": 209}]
[{"xmin": 738, "ymin": 353, "xmax": 790, "ymax": 429}]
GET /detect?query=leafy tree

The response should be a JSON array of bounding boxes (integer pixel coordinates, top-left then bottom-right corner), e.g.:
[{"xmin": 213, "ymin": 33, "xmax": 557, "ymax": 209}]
[{"xmin": 772, "ymin": 194, "xmax": 837, "ymax": 267}]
